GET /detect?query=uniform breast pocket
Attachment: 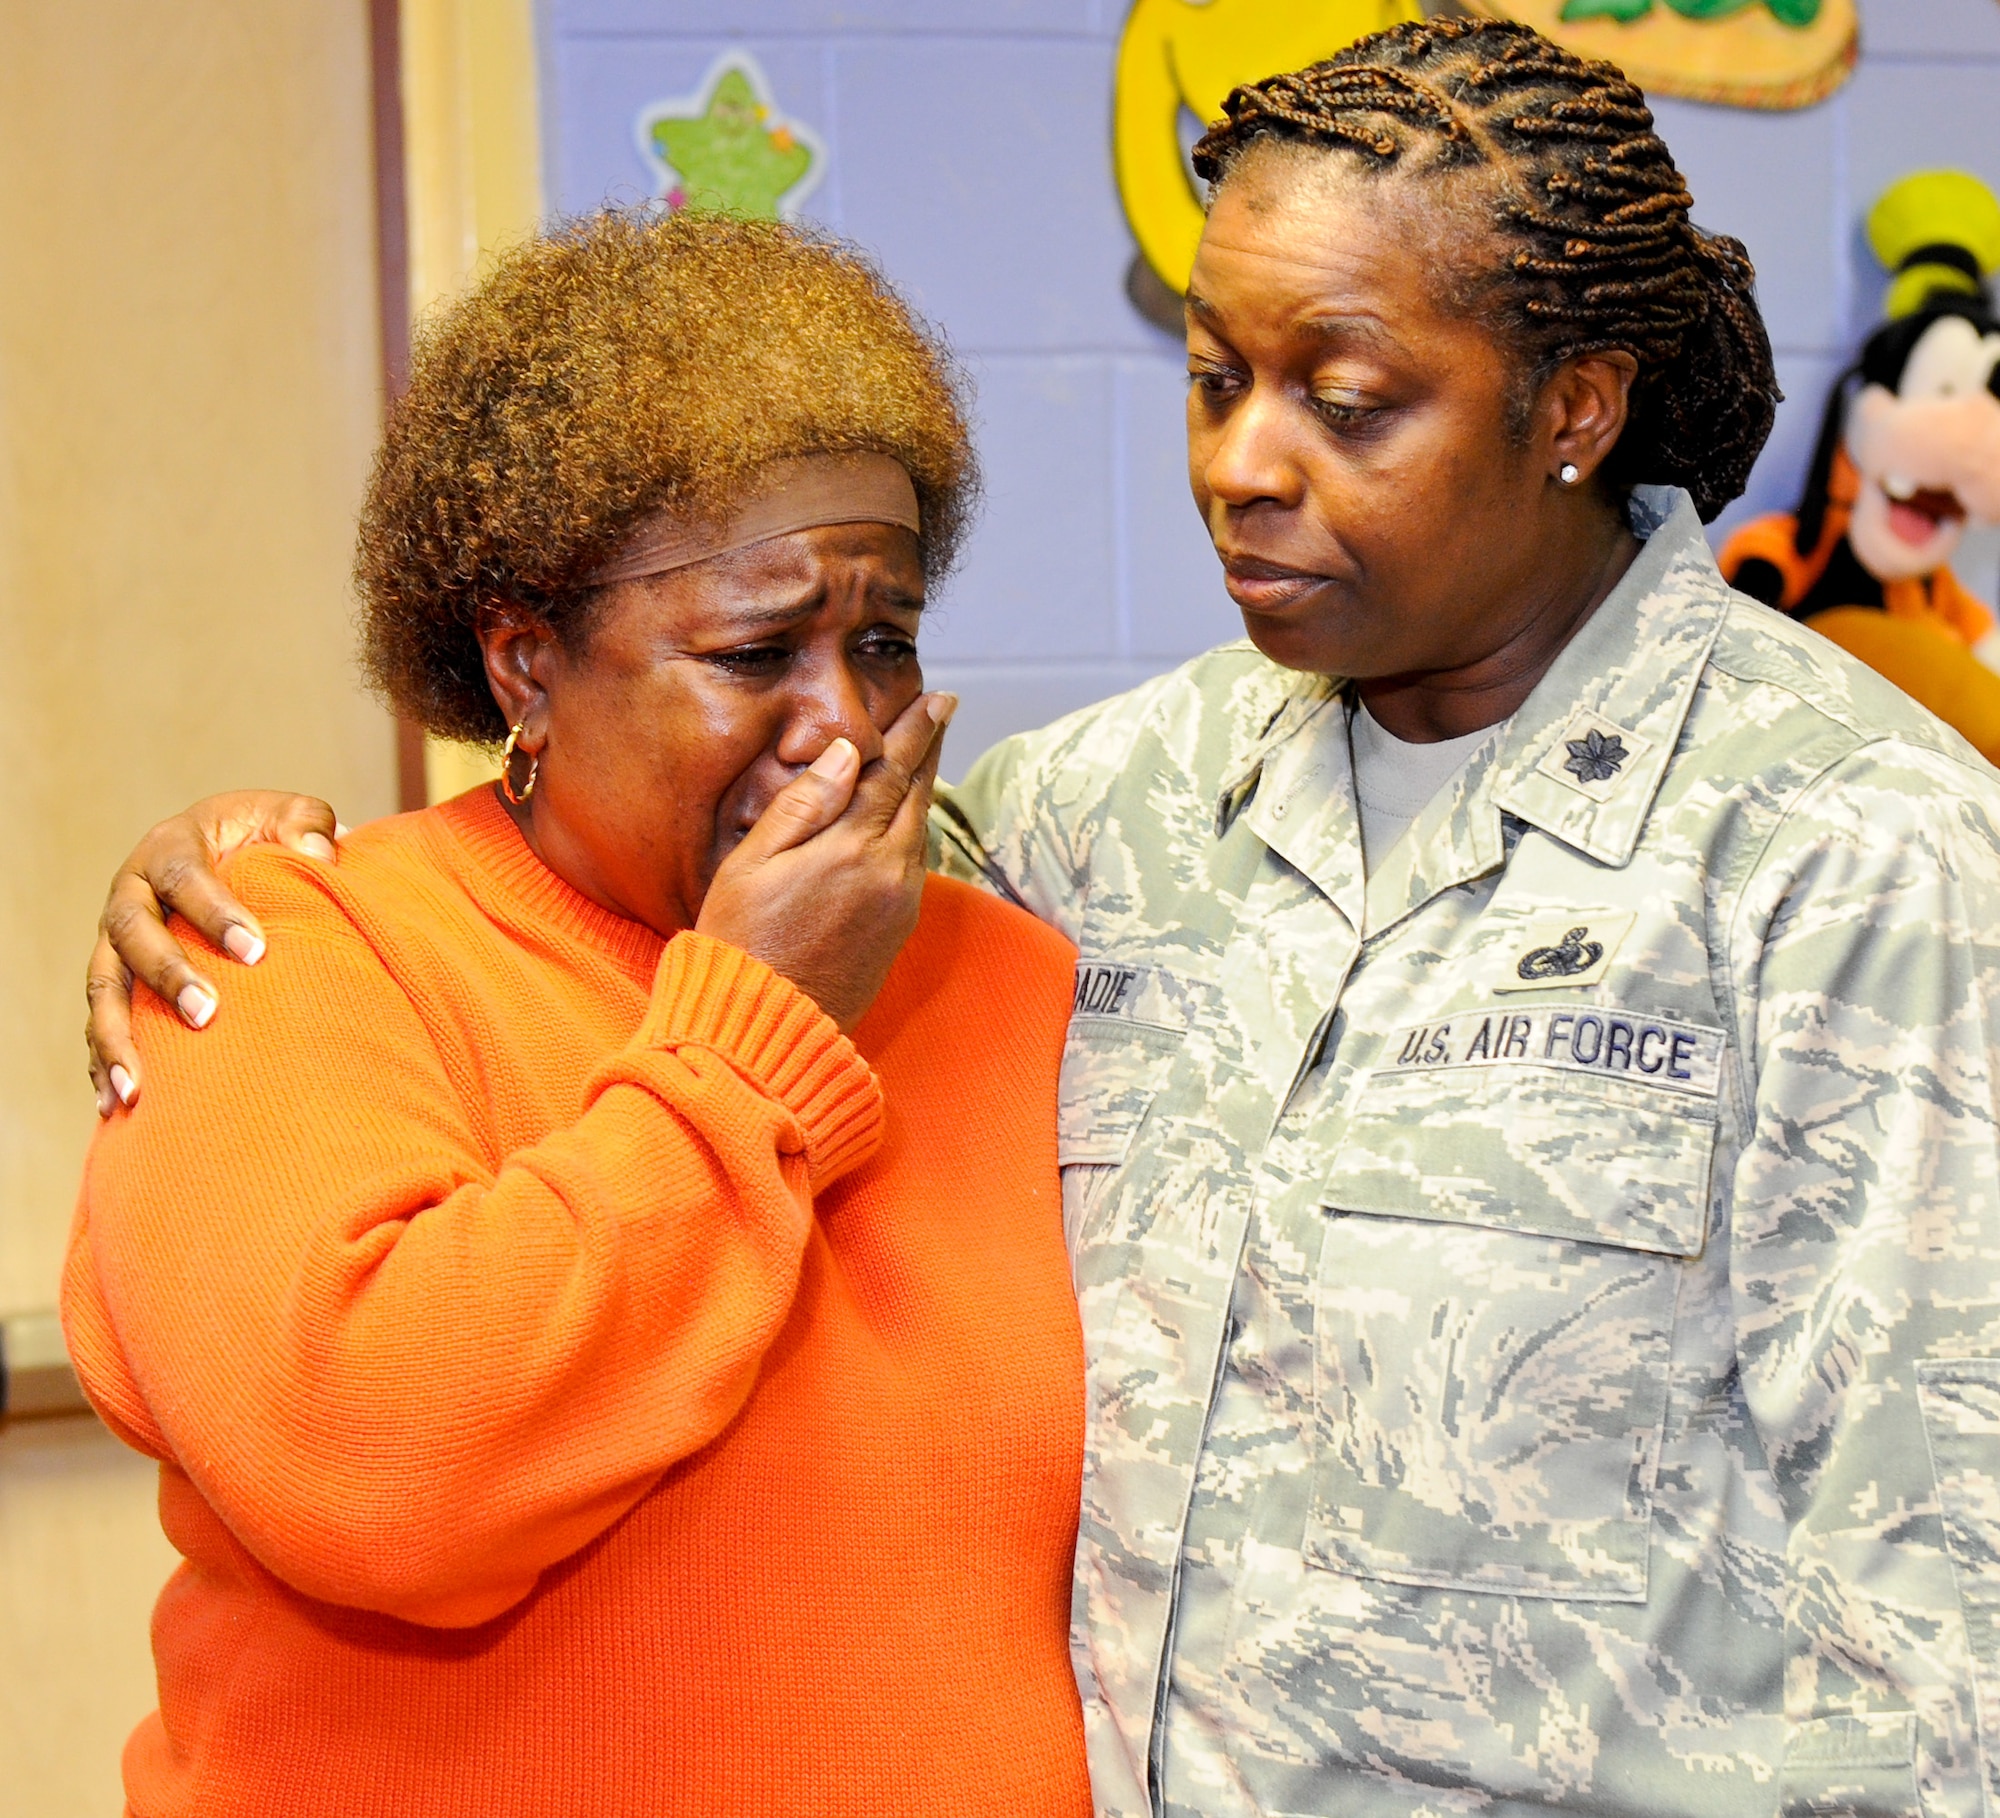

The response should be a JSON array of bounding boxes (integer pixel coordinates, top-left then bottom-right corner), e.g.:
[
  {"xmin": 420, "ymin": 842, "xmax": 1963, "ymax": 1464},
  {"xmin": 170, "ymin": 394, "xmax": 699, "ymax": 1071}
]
[
  {"xmin": 1056, "ymin": 1016, "xmax": 1181, "ymax": 1252},
  {"xmin": 1305, "ymin": 1067, "xmax": 1718, "ymax": 1602}
]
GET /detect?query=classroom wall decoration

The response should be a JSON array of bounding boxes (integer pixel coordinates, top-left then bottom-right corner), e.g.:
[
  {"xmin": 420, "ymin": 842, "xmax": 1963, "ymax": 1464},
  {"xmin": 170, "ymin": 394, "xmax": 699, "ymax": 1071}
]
[
  {"xmin": 1113, "ymin": 0, "xmax": 1419, "ymax": 314},
  {"xmin": 1460, "ymin": 0, "xmax": 1858, "ymax": 108},
  {"xmin": 636, "ymin": 52, "xmax": 825, "ymax": 220},
  {"xmin": 1110, "ymin": 0, "xmax": 1854, "ymax": 331}
]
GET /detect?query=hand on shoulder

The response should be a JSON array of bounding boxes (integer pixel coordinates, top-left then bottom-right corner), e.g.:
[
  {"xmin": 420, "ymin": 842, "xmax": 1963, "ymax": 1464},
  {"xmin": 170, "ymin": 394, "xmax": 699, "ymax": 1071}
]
[{"xmin": 87, "ymin": 791, "xmax": 342, "ymax": 1115}]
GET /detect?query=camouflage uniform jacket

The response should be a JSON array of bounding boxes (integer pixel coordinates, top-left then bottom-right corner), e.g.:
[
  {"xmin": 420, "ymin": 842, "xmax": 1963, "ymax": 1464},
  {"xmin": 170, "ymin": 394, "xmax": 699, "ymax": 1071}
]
[{"xmin": 935, "ymin": 489, "xmax": 2000, "ymax": 1818}]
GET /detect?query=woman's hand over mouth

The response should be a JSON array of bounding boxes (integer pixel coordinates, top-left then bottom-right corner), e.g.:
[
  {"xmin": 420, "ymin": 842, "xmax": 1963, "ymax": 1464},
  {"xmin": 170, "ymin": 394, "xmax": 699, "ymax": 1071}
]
[{"xmin": 694, "ymin": 691, "xmax": 955, "ymax": 1033}]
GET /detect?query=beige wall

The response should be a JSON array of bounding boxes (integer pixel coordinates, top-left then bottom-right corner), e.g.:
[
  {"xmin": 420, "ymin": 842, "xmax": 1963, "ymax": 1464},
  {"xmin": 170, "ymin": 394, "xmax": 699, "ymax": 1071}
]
[
  {"xmin": 0, "ymin": 3, "xmax": 391, "ymax": 1811},
  {"xmin": 0, "ymin": 0, "xmax": 393, "ymax": 1322},
  {"xmin": 404, "ymin": 0, "xmax": 544, "ymax": 805},
  {"xmin": 0, "ymin": 1418, "xmax": 180, "ymax": 1816}
]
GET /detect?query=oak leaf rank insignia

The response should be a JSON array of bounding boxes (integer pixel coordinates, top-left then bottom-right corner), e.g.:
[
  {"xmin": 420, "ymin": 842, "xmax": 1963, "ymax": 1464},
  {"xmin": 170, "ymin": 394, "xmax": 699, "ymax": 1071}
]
[
  {"xmin": 1535, "ymin": 710, "xmax": 1650, "ymax": 801},
  {"xmin": 1564, "ymin": 728, "xmax": 1629, "ymax": 784}
]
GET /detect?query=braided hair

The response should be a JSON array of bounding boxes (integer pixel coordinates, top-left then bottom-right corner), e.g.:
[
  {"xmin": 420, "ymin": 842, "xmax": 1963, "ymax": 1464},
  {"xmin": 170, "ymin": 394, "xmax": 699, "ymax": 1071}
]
[{"xmin": 1190, "ymin": 17, "xmax": 1778, "ymax": 523}]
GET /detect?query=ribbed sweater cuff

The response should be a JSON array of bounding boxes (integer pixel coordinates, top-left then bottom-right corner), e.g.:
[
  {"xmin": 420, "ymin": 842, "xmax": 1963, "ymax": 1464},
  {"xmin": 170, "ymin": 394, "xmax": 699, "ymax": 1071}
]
[{"xmin": 638, "ymin": 933, "xmax": 884, "ymax": 1186}]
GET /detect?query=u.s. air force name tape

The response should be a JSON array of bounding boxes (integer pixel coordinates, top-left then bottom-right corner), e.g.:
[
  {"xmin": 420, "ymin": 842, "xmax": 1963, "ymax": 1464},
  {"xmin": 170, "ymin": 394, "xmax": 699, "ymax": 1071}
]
[{"xmin": 1378, "ymin": 1003, "xmax": 1725, "ymax": 1098}]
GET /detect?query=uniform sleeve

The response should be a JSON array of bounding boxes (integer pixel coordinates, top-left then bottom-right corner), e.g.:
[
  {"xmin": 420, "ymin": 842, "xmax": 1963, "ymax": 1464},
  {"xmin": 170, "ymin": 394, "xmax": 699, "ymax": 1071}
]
[
  {"xmin": 931, "ymin": 730, "xmax": 1093, "ymax": 939},
  {"xmin": 929, "ymin": 648, "xmax": 1306, "ymax": 941},
  {"xmin": 930, "ymin": 678, "xmax": 1189, "ymax": 942},
  {"xmin": 63, "ymin": 856, "xmax": 882, "ymax": 1629},
  {"xmin": 1727, "ymin": 742, "xmax": 2000, "ymax": 1818}
]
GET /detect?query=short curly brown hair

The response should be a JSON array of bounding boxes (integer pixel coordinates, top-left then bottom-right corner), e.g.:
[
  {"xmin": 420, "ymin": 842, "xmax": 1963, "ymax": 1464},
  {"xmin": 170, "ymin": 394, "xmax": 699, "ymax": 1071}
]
[{"xmin": 356, "ymin": 209, "xmax": 979, "ymax": 745}]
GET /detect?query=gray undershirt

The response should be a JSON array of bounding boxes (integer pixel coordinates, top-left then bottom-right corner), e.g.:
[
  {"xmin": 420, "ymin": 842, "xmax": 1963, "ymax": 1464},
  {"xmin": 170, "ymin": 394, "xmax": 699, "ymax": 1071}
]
[{"xmin": 1348, "ymin": 698, "xmax": 1501, "ymax": 871}]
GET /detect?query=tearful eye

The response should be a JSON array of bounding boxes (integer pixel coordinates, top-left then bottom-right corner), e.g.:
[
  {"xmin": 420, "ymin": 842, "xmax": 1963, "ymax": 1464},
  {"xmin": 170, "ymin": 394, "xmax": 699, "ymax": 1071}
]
[{"xmin": 706, "ymin": 646, "xmax": 790, "ymax": 676}]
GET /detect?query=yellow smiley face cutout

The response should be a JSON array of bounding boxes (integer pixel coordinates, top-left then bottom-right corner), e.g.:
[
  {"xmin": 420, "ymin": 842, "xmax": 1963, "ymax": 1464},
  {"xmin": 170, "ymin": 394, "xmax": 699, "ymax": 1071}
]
[
  {"xmin": 1113, "ymin": 0, "xmax": 1861, "ymax": 314},
  {"xmin": 1113, "ymin": 0, "xmax": 1421, "ymax": 298}
]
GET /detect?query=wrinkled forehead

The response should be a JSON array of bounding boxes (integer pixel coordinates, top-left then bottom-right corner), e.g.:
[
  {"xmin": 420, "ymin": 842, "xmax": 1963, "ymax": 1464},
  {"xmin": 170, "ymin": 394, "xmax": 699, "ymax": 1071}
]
[
  {"xmin": 612, "ymin": 520, "xmax": 927, "ymax": 637},
  {"xmin": 586, "ymin": 453, "xmax": 922, "ymax": 591}
]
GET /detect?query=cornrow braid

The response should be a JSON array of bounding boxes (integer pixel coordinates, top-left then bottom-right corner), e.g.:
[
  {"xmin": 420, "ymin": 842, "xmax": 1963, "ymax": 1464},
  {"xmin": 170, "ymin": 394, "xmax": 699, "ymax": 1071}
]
[{"xmin": 1191, "ymin": 17, "xmax": 1778, "ymax": 523}]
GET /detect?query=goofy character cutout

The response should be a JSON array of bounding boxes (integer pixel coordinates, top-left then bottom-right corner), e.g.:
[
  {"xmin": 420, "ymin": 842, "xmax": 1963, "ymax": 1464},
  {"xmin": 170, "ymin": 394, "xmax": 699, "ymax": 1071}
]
[{"xmin": 1723, "ymin": 170, "xmax": 2000, "ymax": 762}]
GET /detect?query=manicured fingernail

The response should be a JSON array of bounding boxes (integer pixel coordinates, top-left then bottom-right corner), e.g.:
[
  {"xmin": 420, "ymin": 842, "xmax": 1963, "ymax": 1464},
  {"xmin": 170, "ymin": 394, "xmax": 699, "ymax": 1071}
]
[
  {"xmin": 929, "ymin": 693, "xmax": 959, "ymax": 724},
  {"xmin": 809, "ymin": 737, "xmax": 857, "ymax": 778},
  {"xmin": 96, "ymin": 1083, "xmax": 114, "ymax": 1118},
  {"xmin": 223, "ymin": 925, "xmax": 265, "ymax": 965},
  {"xmin": 299, "ymin": 833, "xmax": 335, "ymax": 861},
  {"xmin": 178, "ymin": 985, "xmax": 216, "ymax": 1029},
  {"xmin": 333, "ymin": 822, "xmax": 350, "ymax": 839},
  {"xmin": 110, "ymin": 1065, "xmax": 136, "ymax": 1106}
]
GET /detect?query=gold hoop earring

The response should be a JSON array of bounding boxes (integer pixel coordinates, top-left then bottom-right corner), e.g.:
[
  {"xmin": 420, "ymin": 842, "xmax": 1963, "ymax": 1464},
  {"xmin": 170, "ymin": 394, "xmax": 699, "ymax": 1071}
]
[{"xmin": 501, "ymin": 720, "xmax": 539, "ymax": 805}]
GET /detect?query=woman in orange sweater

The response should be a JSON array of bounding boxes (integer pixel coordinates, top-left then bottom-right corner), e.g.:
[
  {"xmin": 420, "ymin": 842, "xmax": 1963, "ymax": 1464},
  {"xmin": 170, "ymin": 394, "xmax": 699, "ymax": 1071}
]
[{"xmin": 64, "ymin": 210, "xmax": 1091, "ymax": 1818}]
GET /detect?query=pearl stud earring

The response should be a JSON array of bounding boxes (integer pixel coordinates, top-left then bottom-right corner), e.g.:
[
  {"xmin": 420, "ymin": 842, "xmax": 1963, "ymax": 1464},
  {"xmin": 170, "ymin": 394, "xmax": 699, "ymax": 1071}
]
[{"xmin": 1558, "ymin": 462, "xmax": 1581, "ymax": 485}]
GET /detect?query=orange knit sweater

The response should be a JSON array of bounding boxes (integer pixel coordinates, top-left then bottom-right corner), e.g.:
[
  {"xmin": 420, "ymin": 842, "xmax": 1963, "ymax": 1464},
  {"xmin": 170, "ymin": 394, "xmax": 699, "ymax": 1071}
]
[{"xmin": 64, "ymin": 787, "xmax": 1090, "ymax": 1818}]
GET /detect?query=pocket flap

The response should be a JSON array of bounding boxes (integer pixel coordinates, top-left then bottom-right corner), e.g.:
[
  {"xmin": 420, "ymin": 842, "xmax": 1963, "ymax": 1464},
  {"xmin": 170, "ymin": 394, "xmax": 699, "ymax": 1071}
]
[
  {"xmin": 1325, "ymin": 1068, "xmax": 1717, "ymax": 1257},
  {"xmin": 1057, "ymin": 1020, "xmax": 1181, "ymax": 1167},
  {"xmin": 1779, "ymin": 1714, "xmax": 1919, "ymax": 1818}
]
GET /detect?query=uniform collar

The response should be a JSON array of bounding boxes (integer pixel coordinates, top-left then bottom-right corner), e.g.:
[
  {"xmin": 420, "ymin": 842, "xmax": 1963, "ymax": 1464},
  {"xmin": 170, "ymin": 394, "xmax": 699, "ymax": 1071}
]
[
  {"xmin": 1482, "ymin": 486, "xmax": 1729, "ymax": 868},
  {"xmin": 1214, "ymin": 676, "xmax": 1337, "ymax": 840},
  {"xmin": 1214, "ymin": 488, "xmax": 1732, "ymax": 921}
]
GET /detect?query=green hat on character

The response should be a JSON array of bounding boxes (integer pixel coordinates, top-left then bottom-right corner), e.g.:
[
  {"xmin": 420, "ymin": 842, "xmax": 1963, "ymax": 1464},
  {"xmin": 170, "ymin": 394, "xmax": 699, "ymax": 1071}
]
[{"xmin": 1870, "ymin": 169, "xmax": 2000, "ymax": 322}]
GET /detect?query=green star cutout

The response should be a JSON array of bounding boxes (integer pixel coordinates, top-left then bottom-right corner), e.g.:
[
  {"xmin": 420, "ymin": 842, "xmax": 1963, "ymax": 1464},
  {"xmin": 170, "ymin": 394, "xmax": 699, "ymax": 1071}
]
[{"xmin": 651, "ymin": 67, "xmax": 815, "ymax": 220}]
